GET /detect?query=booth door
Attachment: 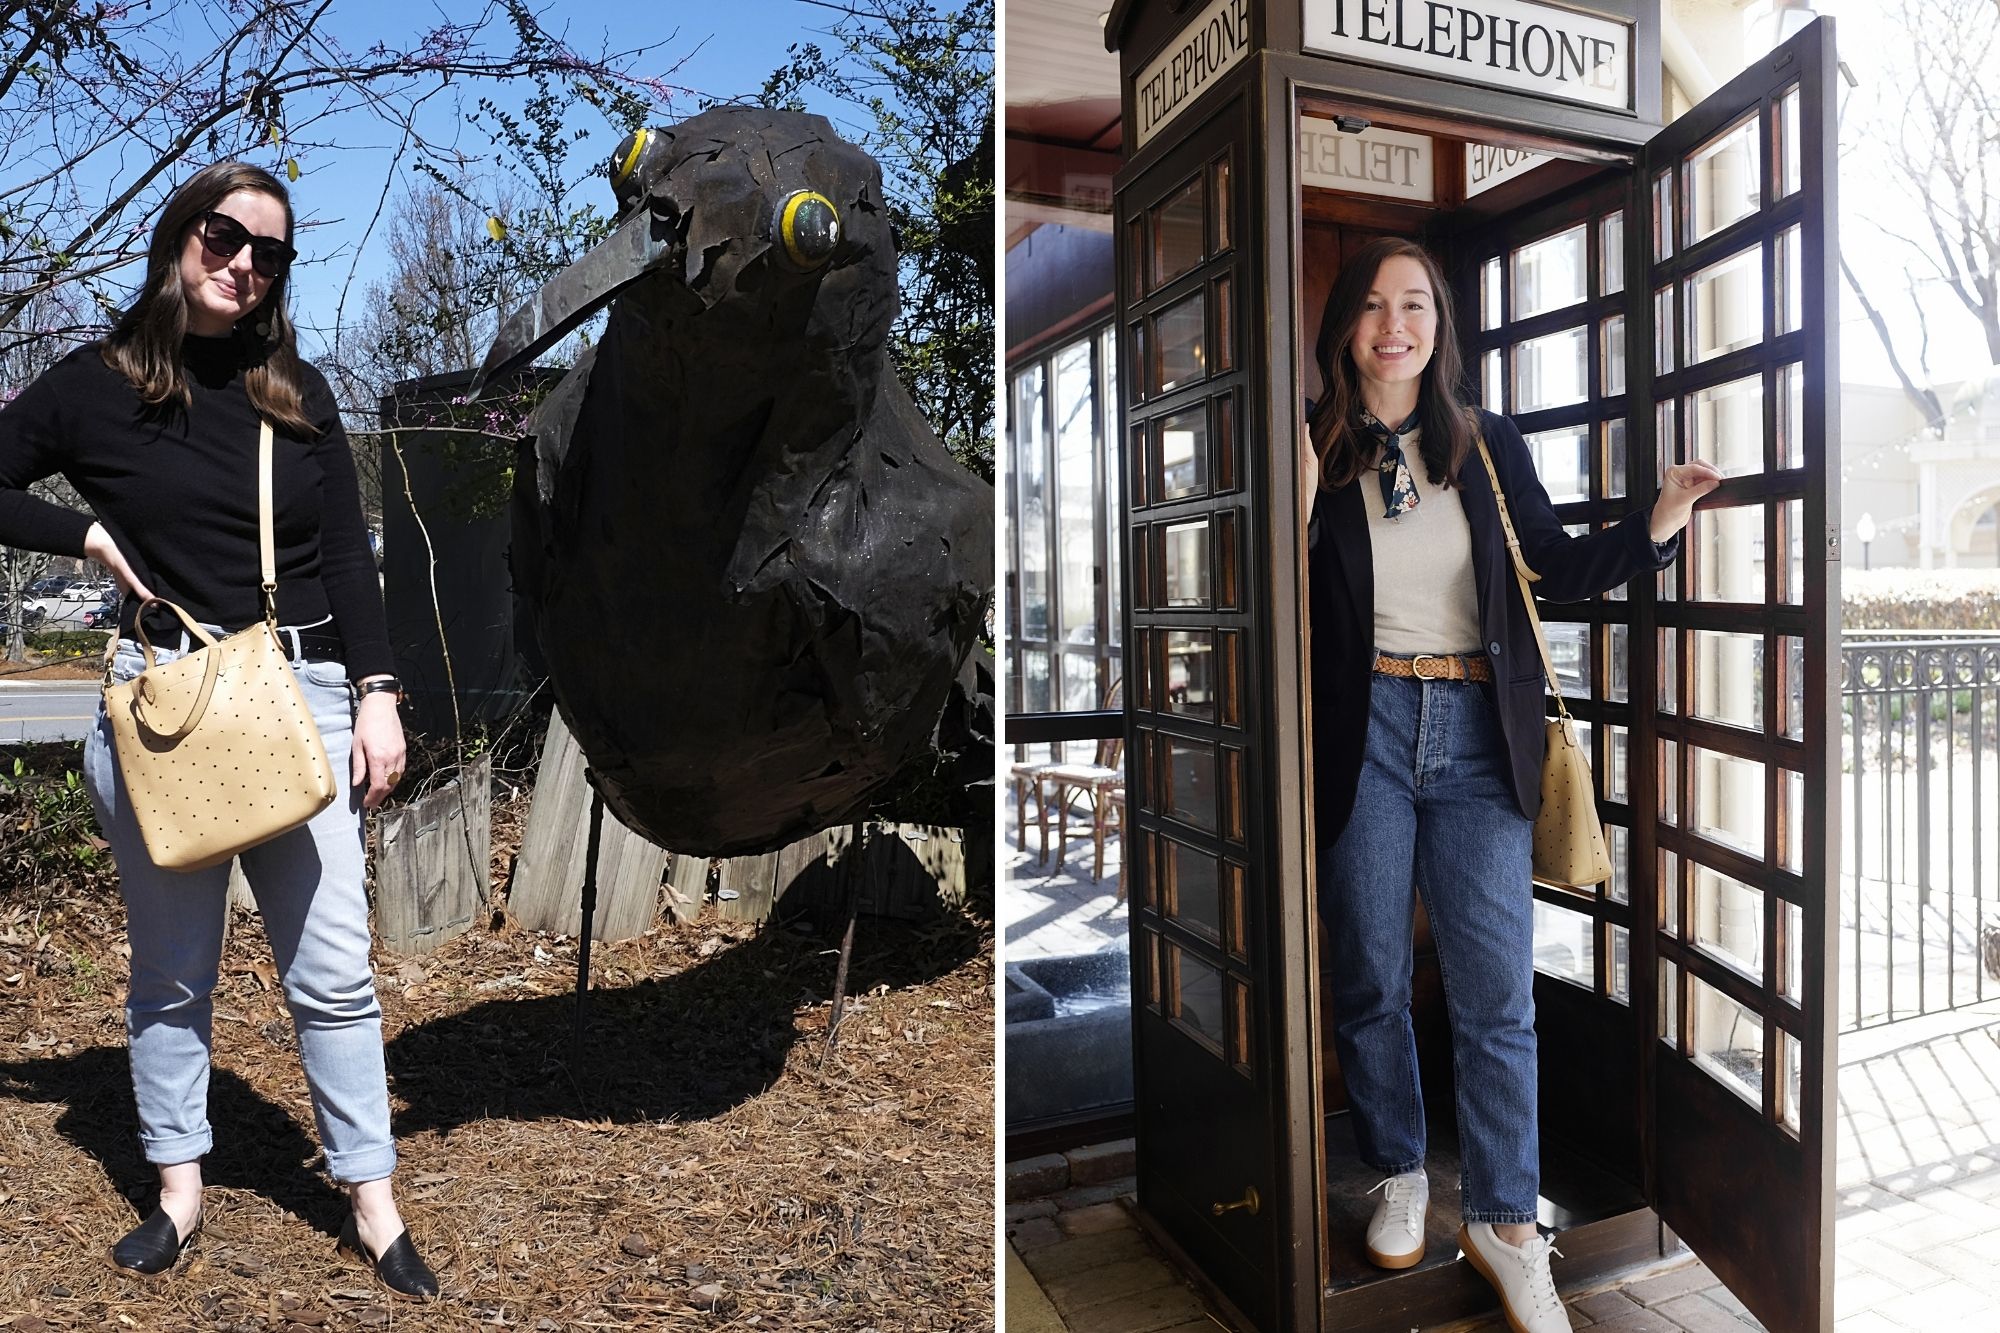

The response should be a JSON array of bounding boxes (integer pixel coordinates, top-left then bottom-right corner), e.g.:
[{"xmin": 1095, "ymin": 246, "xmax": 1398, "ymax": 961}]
[
  {"xmin": 1637, "ymin": 19, "xmax": 1840, "ymax": 1333},
  {"xmin": 1120, "ymin": 94, "xmax": 1308, "ymax": 1333}
]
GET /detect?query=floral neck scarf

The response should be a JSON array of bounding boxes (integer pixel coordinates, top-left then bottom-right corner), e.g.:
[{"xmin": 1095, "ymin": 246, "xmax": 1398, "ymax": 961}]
[{"xmin": 1357, "ymin": 407, "xmax": 1424, "ymax": 520}]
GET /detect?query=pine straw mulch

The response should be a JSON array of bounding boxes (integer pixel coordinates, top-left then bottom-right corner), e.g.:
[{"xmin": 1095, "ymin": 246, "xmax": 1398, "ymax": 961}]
[{"xmin": 0, "ymin": 888, "xmax": 995, "ymax": 1332}]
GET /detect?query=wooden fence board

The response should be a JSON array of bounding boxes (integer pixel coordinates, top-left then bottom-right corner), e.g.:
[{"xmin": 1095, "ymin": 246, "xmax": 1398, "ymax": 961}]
[
  {"xmin": 716, "ymin": 852, "xmax": 780, "ymax": 922},
  {"xmin": 375, "ymin": 754, "xmax": 490, "ymax": 955},
  {"xmin": 510, "ymin": 709, "xmax": 666, "ymax": 940},
  {"xmin": 663, "ymin": 854, "xmax": 708, "ymax": 924}
]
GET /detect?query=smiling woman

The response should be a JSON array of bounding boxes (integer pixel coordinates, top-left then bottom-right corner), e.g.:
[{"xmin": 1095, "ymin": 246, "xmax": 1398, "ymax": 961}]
[{"xmin": 0, "ymin": 159, "xmax": 433, "ymax": 1298}]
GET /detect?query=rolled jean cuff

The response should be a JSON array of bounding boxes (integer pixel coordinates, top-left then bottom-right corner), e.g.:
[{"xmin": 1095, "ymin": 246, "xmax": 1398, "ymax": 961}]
[
  {"xmin": 140, "ymin": 1125, "xmax": 213, "ymax": 1167},
  {"xmin": 1463, "ymin": 1210, "xmax": 1541, "ymax": 1226},
  {"xmin": 323, "ymin": 1143, "xmax": 397, "ymax": 1185},
  {"xmin": 1372, "ymin": 1158, "xmax": 1426, "ymax": 1177}
]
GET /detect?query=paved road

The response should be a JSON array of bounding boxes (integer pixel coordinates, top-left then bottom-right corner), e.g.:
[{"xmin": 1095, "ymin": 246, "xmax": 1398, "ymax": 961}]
[{"xmin": 0, "ymin": 685, "xmax": 99, "ymax": 743}]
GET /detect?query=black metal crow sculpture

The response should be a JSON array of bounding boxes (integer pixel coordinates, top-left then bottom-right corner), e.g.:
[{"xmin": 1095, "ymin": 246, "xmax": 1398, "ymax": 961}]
[{"xmin": 473, "ymin": 107, "xmax": 992, "ymax": 857}]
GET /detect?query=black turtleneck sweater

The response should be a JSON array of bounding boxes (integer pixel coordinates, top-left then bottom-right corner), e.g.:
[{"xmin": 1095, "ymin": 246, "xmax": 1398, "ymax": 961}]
[{"xmin": 0, "ymin": 336, "xmax": 392, "ymax": 679}]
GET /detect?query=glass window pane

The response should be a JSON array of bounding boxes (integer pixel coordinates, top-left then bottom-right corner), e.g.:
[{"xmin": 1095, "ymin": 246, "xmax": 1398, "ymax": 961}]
[
  {"xmin": 1781, "ymin": 498, "xmax": 1804, "ymax": 605},
  {"xmin": 1661, "ymin": 741, "xmax": 1681, "ymax": 828},
  {"xmin": 1781, "ymin": 897, "xmax": 1804, "ymax": 1004},
  {"xmin": 1783, "ymin": 768, "xmax": 1804, "ymax": 873},
  {"xmin": 1691, "ymin": 746, "xmax": 1766, "ymax": 860},
  {"xmin": 1605, "ymin": 721, "xmax": 1630, "ymax": 801},
  {"xmin": 1781, "ymin": 1030, "xmax": 1803, "ymax": 1137},
  {"xmin": 1480, "ymin": 256, "xmax": 1503, "ymax": 331},
  {"xmin": 1483, "ymin": 348, "xmax": 1503, "ymax": 409},
  {"xmin": 1690, "ymin": 374, "xmax": 1764, "ymax": 477},
  {"xmin": 1014, "ymin": 367, "xmax": 1050, "ymax": 640},
  {"xmin": 1549, "ymin": 621, "xmax": 1590, "ymax": 700},
  {"xmin": 1693, "ymin": 862, "xmax": 1765, "ymax": 981},
  {"xmin": 1153, "ymin": 176, "xmax": 1205, "ymax": 289},
  {"xmin": 1776, "ymin": 226, "xmax": 1802, "ymax": 335},
  {"xmin": 1054, "ymin": 341, "xmax": 1099, "ymax": 651},
  {"xmin": 1214, "ymin": 391, "xmax": 1237, "ymax": 493},
  {"xmin": 1660, "ymin": 958, "xmax": 1681, "ymax": 1046},
  {"xmin": 1128, "ymin": 214, "xmax": 1147, "ymax": 298},
  {"xmin": 1602, "ymin": 314, "xmax": 1626, "ymax": 396},
  {"xmin": 1608, "ymin": 923, "xmax": 1631, "ymax": 1004},
  {"xmin": 1512, "ymin": 325, "xmax": 1589, "ymax": 412},
  {"xmin": 1778, "ymin": 362, "xmax": 1805, "ymax": 470},
  {"xmin": 1511, "ymin": 224, "xmax": 1588, "ymax": 320},
  {"xmin": 1163, "ymin": 518, "xmax": 1211, "ymax": 607},
  {"xmin": 1167, "ymin": 738, "xmax": 1217, "ymax": 832},
  {"xmin": 1662, "ymin": 848, "xmax": 1681, "ymax": 935},
  {"xmin": 1606, "ymin": 626, "xmax": 1630, "ymax": 706},
  {"xmin": 1212, "ymin": 155, "xmax": 1232, "ymax": 253},
  {"xmin": 1533, "ymin": 900, "xmax": 1595, "ymax": 988},
  {"xmin": 1165, "ymin": 630, "xmax": 1215, "ymax": 720},
  {"xmin": 1691, "ymin": 630, "xmax": 1764, "ymax": 732},
  {"xmin": 1602, "ymin": 417, "xmax": 1628, "ymax": 501},
  {"xmin": 1157, "ymin": 407, "xmax": 1208, "ymax": 500},
  {"xmin": 1172, "ymin": 944, "xmax": 1226, "ymax": 1053},
  {"xmin": 1693, "ymin": 504, "xmax": 1765, "ymax": 604},
  {"xmin": 1600, "ymin": 211, "xmax": 1625, "ymax": 295},
  {"xmin": 1687, "ymin": 247, "xmax": 1763, "ymax": 364},
  {"xmin": 1781, "ymin": 636, "xmax": 1805, "ymax": 741},
  {"xmin": 1659, "ymin": 627, "xmax": 1679, "ymax": 715},
  {"xmin": 1060, "ymin": 652, "xmax": 1098, "ymax": 711},
  {"xmin": 1215, "ymin": 275, "xmax": 1235, "ymax": 372},
  {"xmin": 1524, "ymin": 425, "xmax": 1589, "ymax": 505},
  {"xmin": 1687, "ymin": 114, "xmax": 1761, "ymax": 245},
  {"xmin": 1606, "ymin": 822, "xmax": 1630, "ymax": 904},
  {"xmin": 1154, "ymin": 292, "xmax": 1206, "ymax": 393},
  {"xmin": 1778, "ymin": 86, "xmax": 1802, "ymax": 199},
  {"xmin": 1652, "ymin": 170, "xmax": 1674, "ymax": 262},
  {"xmin": 1170, "ymin": 840, "xmax": 1221, "ymax": 940},
  {"xmin": 1691, "ymin": 976, "xmax": 1765, "ymax": 1110},
  {"xmin": 1654, "ymin": 285, "xmax": 1675, "ymax": 375},
  {"xmin": 1103, "ymin": 331, "xmax": 1123, "ymax": 644},
  {"xmin": 1019, "ymin": 648, "xmax": 1051, "ymax": 712}
]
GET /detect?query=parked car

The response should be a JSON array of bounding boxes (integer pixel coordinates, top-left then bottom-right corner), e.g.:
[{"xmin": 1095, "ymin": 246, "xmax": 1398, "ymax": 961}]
[
  {"xmin": 26, "ymin": 583, "xmax": 111, "ymax": 628},
  {"xmin": 81, "ymin": 596, "xmax": 121, "ymax": 629}
]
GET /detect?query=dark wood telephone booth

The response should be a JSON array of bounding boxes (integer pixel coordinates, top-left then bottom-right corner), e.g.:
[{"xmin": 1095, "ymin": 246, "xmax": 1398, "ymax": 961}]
[{"xmin": 1105, "ymin": 2, "xmax": 1841, "ymax": 1329}]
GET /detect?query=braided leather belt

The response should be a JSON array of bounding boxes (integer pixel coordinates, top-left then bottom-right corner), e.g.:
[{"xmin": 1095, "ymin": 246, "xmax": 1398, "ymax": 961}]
[{"xmin": 1372, "ymin": 652, "xmax": 1493, "ymax": 683}]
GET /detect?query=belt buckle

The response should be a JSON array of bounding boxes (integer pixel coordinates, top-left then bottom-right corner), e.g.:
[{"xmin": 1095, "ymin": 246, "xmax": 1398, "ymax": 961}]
[{"xmin": 1411, "ymin": 654, "xmax": 1449, "ymax": 681}]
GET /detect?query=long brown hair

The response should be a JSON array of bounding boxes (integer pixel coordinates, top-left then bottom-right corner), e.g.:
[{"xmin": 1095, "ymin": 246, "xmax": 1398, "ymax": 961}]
[
  {"xmin": 1306, "ymin": 236, "xmax": 1477, "ymax": 493},
  {"xmin": 100, "ymin": 161, "xmax": 317, "ymax": 437}
]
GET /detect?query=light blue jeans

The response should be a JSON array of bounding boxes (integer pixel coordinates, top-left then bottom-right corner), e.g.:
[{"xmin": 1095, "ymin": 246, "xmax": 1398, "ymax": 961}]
[
  {"xmin": 82, "ymin": 632, "xmax": 397, "ymax": 1184},
  {"xmin": 1317, "ymin": 672, "xmax": 1540, "ymax": 1224}
]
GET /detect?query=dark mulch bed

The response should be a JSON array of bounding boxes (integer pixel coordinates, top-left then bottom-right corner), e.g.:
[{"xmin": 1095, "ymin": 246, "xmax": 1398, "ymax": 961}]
[{"xmin": 0, "ymin": 875, "xmax": 995, "ymax": 1330}]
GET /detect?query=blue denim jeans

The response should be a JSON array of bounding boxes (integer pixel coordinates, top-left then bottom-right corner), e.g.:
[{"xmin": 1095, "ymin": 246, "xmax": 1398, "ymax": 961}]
[
  {"xmin": 1317, "ymin": 673, "xmax": 1539, "ymax": 1224},
  {"xmin": 82, "ymin": 632, "xmax": 397, "ymax": 1183}
]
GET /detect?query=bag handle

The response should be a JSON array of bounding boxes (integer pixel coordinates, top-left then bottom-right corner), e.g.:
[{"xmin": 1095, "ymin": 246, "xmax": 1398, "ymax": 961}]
[
  {"xmin": 257, "ymin": 419, "xmax": 277, "ymax": 624},
  {"xmin": 1472, "ymin": 433, "xmax": 1579, "ymax": 733},
  {"xmin": 126, "ymin": 597, "xmax": 222, "ymax": 739}
]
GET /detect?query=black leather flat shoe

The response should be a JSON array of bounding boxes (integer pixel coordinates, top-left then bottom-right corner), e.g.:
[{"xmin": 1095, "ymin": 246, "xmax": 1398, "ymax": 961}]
[
  {"xmin": 111, "ymin": 1207, "xmax": 199, "ymax": 1275},
  {"xmin": 336, "ymin": 1214, "xmax": 440, "ymax": 1299}
]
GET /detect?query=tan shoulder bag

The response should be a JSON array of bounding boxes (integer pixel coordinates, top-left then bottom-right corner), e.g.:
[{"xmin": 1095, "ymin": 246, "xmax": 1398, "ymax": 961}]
[
  {"xmin": 1473, "ymin": 434, "xmax": 1614, "ymax": 889},
  {"xmin": 101, "ymin": 420, "xmax": 339, "ymax": 872}
]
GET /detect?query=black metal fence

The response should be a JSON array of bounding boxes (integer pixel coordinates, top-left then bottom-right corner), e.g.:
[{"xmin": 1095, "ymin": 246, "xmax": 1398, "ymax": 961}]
[{"xmin": 1841, "ymin": 633, "xmax": 2000, "ymax": 1032}]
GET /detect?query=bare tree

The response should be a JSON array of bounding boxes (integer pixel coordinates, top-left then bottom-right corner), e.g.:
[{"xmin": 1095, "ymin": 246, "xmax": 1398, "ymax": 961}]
[{"xmin": 1843, "ymin": 0, "xmax": 2000, "ymax": 423}]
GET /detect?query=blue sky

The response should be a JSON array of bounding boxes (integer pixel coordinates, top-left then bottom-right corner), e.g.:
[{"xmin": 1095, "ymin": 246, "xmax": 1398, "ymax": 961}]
[{"xmin": 263, "ymin": 0, "xmax": 879, "ymax": 361}]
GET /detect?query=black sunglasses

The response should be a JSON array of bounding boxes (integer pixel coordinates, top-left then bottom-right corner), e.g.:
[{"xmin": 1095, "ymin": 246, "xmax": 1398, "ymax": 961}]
[{"xmin": 197, "ymin": 210, "xmax": 296, "ymax": 280}]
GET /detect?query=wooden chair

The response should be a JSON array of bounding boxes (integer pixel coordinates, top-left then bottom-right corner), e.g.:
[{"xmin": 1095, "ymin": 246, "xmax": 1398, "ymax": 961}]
[
  {"xmin": 1046, "ymin": 681, "xmax": 1126, "ymax": 881},
  {"xmin": 1008, "ymin": 676, "xmax": 1124, "ymax": 867}
]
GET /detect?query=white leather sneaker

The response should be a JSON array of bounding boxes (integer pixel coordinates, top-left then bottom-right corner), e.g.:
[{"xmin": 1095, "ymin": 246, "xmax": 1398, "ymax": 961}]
[
  {"xmin": 1459, "ymin": 1222, "xmax": 1572, "ymax": 1332},
  {"xmin": 1363, "ymin": 1171, "xmax": 1428, "ymax": 1269}
]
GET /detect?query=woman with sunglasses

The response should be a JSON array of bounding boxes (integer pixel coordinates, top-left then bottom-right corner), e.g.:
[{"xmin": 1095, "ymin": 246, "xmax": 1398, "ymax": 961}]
[
  {"xmin": 0, "ymin": 162, "xmax": 436, "ymax": 1297},
  {"xmin": 1304, "ymin": 238, "xmax": 1719, "ymax": 1331}
]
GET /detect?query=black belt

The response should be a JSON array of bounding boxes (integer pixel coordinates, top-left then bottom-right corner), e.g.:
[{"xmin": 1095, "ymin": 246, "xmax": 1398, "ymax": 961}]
[{"xmin": 126, "ymin": 613, "xmax": 345, "ymax": 664}]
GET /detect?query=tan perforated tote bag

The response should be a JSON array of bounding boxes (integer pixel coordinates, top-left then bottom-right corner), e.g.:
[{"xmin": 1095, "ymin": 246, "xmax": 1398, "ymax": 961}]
[
  {"xmin": 1474, "ymin": 435, "xmax": 1614, "ymax": 889},
  {"xmin": 101, "ymin": 421, "xmax": 339, "ymax": 871}
]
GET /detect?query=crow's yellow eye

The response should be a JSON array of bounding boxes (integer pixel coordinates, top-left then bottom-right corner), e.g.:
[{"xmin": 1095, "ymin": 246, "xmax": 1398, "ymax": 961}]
[{"xmin": 777, "ymin": 190, "xmax": 840, "ymax": 270}]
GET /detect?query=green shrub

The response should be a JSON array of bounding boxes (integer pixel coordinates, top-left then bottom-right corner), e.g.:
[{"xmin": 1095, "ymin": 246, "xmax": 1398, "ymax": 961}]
[
  {"xmin": 25, "ymin": 628, "xmax": 111, "ymax": 660},
  {"xmin": 1844, "ymin": 569, "xmax": 2000, "ymax": 631}
]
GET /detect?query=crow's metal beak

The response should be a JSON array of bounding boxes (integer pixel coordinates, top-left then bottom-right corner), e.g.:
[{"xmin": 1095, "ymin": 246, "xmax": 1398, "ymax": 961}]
[{"xmin": 470, "ymin": 204, "xmax": 680, "ymax": 396}]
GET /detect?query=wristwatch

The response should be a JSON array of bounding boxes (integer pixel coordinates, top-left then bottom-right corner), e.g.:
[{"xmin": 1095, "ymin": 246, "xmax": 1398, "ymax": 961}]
[{"xmin": 358, "ymin": 676, "xmax": 403, "ymax": 702}]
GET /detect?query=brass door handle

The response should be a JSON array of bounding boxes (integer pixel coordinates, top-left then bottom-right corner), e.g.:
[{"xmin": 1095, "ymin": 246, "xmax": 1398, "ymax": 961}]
[{"xmin": 1212, "ymin": 1186, "xmax": 1260, "ymax": 1217}]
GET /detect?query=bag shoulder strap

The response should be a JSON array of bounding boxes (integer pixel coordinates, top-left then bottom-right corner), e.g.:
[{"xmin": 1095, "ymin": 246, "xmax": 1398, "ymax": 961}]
[
  {"xmin": 1472, "ymin": 432, "xmax": 1574, "ymax": 718},
  {"xmin": 258, "ymin": 419, "xmax": 277, "ymax": 625}
]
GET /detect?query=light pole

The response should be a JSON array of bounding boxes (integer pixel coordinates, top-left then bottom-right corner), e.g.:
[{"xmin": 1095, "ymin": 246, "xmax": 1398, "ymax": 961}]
[{"xmin": 1857, "ymin": 512, "xmax": 1876, "ymax": 571}]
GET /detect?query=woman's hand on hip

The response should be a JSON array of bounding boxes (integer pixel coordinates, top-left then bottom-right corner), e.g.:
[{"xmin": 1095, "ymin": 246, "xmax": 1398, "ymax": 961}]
[
  {"xmin": 1649, "ymin": 460, "xmax": 1724, "ymax": 542},
  {"xmin": 83, "ymin": 522, "xmax": 155, "ymax": 603},
  {"xmin": 352, "ymin": 691, "xmax": 407, "ymax": 811}
]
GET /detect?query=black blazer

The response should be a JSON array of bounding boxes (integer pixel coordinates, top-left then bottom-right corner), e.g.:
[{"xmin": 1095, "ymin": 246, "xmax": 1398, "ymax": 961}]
[{"xmin": 1306, "ymin": 408, "xmax": 1678, "ymax": 851}]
